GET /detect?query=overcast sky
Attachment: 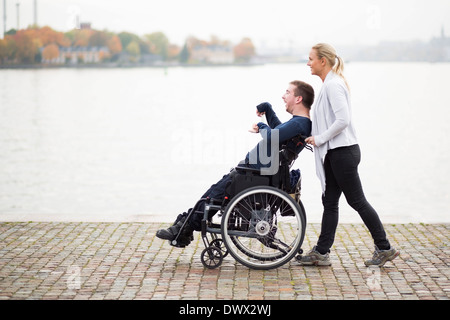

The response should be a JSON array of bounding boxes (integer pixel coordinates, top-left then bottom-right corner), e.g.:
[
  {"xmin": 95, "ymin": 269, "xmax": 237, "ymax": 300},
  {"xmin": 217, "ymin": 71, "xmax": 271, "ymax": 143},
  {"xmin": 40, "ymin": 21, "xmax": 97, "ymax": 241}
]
[{"xmin": 3, "ymin": 0, "xmax": 450, "ymax": 48}]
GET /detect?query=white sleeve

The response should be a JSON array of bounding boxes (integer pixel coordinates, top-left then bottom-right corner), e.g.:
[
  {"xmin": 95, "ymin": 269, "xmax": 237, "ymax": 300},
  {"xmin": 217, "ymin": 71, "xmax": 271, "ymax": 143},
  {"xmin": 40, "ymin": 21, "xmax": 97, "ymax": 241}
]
[{"xmin": 314, "ymin": 81, "xmax": 350, "ymax": 147}]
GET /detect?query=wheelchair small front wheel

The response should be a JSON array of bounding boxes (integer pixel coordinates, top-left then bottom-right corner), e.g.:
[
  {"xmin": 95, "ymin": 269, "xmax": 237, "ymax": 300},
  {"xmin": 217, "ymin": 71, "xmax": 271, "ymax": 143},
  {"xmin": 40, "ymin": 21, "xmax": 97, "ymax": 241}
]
[
  {"xmin": 210, "ymin": 238, "xmax": 228, "ymax": 258},
  {"xmin": 221, "ymin": 186, "xmax": 306, "ymax": 270},
  {"xmin": 200, "ymin": 246, "xmax": 223, "ymax": 269}
]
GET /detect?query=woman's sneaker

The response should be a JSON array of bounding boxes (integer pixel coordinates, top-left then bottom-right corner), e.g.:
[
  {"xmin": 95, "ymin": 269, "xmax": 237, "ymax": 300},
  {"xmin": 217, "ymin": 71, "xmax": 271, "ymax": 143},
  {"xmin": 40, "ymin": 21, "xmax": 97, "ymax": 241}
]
[
  {"xmin": 364, "ymin": 246, "xmax": 400, "ymax": 267},
  {"xmin": 296, "ymin": 246, "xmax": 331, "ymax": 266}
]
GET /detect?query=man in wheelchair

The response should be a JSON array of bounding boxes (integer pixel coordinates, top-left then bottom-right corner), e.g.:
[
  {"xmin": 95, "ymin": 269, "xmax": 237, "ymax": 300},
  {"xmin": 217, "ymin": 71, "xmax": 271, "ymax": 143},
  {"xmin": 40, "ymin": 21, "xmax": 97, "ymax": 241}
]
[{"xmin": 156, "ymin": 80, "xmax": 314, "ymax": 247}]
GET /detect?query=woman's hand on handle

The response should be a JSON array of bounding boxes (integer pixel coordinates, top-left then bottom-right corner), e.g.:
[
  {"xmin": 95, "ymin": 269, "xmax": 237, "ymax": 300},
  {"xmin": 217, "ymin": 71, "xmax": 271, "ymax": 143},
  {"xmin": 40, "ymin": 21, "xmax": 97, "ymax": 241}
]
[{"xmin": 305, "ymin": 136, "xmax": 316, "ymax": 147}]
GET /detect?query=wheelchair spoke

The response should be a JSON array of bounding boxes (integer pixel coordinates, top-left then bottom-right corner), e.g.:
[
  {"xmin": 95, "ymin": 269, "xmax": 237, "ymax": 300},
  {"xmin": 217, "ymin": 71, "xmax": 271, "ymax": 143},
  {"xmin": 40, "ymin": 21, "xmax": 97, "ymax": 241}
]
[
  {"xmin": 279, "ymin": 201, "xmax": 290, "ymax": 216},
  {"xmin": 239, "ymin": 197, "xmax": 254, "ymax": 218}
]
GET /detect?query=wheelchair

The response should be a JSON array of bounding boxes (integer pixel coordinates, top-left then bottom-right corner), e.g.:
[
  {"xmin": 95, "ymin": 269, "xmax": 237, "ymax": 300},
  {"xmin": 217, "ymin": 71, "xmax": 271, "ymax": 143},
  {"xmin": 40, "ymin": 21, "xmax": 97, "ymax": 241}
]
[{"xmin": 169, "ymin": 135, "xmax": 311, "ymax": 270}]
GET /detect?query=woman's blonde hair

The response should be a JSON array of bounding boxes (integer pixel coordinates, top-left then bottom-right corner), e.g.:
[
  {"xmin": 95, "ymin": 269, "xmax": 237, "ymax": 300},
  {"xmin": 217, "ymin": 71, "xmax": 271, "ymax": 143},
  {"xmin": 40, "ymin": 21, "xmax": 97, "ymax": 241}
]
[{"xmin": 312, "ymin": 43, "xmax": 349, "ymax": 90}]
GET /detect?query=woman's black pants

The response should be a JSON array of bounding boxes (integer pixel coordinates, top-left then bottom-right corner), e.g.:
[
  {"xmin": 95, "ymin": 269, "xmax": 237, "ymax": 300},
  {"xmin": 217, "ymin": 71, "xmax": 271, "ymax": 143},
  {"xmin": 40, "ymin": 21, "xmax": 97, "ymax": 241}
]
[{"xmin": 316, "ymin": 144, "xmax": 391, "ymax": 254}]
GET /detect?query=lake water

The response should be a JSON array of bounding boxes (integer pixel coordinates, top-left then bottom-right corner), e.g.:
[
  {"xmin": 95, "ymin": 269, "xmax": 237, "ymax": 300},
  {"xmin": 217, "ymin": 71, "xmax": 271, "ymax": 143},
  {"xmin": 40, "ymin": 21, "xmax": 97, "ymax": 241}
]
[{"xmin": 0, "ymin": 62, "xmax": 449, "ymax": 224}]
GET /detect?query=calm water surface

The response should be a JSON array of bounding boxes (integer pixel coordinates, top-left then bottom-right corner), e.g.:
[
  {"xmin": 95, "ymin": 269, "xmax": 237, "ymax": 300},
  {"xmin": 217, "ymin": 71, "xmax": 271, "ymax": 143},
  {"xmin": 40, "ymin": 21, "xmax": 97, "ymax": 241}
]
[{"xmin": 0, "ymin": 63, "xmax": 449, "ymax": 223}]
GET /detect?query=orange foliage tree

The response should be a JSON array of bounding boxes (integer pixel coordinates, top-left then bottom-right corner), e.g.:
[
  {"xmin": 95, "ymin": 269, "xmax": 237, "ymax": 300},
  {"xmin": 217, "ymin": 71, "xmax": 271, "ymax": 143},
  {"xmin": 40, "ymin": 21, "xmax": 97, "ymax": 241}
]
[
  {"xmin": 233, "ymin": 38, "xmax": 256, "ymax": 63},
  {"xmin": 42, "ymin": 43, "xmax": 60, "ymax": 62},
  {"xmin": 67, "ymin": 29, "xmax": 94, "ymax": 47},
  {"xmin": 0, "ymin": 26, "xmax": 70, "ymax": 64},
  {"xmin": 0, "ymin": 25, "xmax": 255, "ymax": 65},
  {"xmin": 107, "ymin": 35, "xmax": 122, "ymax": 56},
  {"xmin": 33, "ymin": 26, "xmax": 71, "ymax": 47},
  {"xmin": 0, "ymin": 37, "xmax": 16, "ymax": 63},
  {"xmin": 12, "ymin": 30, "xmax": 40, "ymax": 63}
]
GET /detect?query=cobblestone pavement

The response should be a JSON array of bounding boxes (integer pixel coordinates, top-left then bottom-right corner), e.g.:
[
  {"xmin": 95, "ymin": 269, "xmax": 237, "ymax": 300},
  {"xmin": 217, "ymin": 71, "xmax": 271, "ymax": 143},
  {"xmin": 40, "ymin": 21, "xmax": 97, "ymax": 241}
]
[{"xmin": 0, "ymin": 222, "xmax": 448, "ymax": 300}]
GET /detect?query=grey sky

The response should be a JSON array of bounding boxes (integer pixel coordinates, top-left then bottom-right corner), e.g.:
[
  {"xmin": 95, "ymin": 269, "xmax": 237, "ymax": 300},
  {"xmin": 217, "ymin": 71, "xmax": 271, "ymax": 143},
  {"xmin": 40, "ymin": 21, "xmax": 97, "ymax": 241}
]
[{"xmin": 3, "ymin": 0, "xmax": 450, "ymax": 48}]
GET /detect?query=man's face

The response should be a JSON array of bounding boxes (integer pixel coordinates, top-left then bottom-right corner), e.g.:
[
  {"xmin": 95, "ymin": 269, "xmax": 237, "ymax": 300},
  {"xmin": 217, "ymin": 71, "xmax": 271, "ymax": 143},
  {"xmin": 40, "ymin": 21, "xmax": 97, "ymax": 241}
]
[{"xmin": 282, "ymin": 84, "xmax": 297, "ymax": 114}]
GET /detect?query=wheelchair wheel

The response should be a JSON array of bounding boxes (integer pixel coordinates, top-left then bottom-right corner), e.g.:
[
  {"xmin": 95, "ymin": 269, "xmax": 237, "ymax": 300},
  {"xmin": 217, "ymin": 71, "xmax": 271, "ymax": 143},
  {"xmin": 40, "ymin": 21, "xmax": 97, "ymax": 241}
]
[
  {"xmin": 221, "ymin": 186, "xmax": 306, "ymax": 270},
  {"xmin": 201, "ymin": 246, "xmax": 223, "ymax": 269},
  {"xmin": 210, "ymin": 238, "xmax": 228, "ymax": 258}
]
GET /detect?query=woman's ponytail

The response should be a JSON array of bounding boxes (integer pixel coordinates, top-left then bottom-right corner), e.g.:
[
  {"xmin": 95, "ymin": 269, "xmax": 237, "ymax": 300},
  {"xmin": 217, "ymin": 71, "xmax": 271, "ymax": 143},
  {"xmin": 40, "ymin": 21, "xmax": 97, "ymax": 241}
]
[{"xmin": 312, "ymin": 43, "xmax": 349, "ymax": 91}]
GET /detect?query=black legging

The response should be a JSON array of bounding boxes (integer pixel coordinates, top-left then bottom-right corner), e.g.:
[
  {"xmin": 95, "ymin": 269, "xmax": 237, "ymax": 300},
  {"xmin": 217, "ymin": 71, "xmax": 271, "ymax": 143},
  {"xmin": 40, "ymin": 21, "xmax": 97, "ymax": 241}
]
[{"xmin": 316, "ymin": 144, "xmax": 391, "ymax": 254}]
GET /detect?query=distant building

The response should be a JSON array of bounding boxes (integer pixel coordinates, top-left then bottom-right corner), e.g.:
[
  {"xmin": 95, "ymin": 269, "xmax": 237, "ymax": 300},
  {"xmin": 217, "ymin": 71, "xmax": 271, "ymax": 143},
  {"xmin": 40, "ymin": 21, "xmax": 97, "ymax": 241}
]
[
  {"xmin": 41, "ymin": 46, "xmax": 110, "ymax": 64},
  {"xmin": 429, "ymin": 25, "xmax": 450, "ymax": 62},
  {"xmin": 79, "ymin": 22, "xmax": 92, "ymax": 30},
  {"xmin": 190, "ymin": 44, "xmax": 234, "ymax": 64}
]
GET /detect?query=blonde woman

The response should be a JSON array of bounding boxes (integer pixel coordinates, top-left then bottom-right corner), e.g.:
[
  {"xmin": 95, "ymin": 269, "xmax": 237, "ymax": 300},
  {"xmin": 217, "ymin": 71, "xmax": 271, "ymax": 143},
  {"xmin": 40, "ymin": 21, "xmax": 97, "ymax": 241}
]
[{"xmin": 298, "ymin": 43, "xmax": 399, "ymax": 267}]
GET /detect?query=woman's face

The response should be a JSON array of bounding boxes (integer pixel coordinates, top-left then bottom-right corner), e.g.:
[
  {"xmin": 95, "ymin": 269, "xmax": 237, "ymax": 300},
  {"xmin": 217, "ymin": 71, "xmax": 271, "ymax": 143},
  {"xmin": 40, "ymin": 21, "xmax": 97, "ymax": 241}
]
[{"xmin": 307, "ymin": 49, "xmax": 323, "ymax": 76}]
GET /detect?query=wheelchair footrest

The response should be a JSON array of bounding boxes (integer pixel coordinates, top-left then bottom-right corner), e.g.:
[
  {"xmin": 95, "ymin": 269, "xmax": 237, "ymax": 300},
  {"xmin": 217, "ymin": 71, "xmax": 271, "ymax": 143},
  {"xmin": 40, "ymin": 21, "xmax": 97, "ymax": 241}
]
[{"xmin": 169, "ymin": 240, "xmax": 189, "ymax": 248}]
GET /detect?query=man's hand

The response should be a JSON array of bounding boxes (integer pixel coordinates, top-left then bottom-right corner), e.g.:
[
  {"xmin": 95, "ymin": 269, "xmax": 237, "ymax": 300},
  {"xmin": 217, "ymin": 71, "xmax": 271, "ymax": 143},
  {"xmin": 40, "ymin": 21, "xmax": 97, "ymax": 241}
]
[
  {"xmin": 249, "ymin": 123, "xmax": 260, "ymax": 133},
  {"xmin": 256, "ymin": 110, "xmax": 265, "ymax": 117}
]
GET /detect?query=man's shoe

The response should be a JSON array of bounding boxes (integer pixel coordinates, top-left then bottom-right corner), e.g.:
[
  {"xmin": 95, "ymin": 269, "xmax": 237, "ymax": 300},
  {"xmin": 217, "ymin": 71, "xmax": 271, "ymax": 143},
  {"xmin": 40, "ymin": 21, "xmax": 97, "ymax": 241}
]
[
  {"xmin": 156, "ymin": 220, "xmax": 183, "ymax": 241},
  {"xmin": 295, "ymin": 246, "xmax": 331, "ymax": 266},
  {"xmin": 364, "ymin": 246, "xmax": 399, "ymax": 267},
  {"xmin": 156, "ymin": 217, "xmax": 194, "ymax": 247}
]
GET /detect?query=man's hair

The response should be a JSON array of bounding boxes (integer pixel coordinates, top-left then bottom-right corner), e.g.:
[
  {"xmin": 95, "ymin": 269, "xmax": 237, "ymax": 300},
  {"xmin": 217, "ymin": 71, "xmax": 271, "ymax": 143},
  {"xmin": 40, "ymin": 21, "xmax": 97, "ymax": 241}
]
[{"xmin": 290, "ymin": 80, "xmax": 315, "ymax": 109}]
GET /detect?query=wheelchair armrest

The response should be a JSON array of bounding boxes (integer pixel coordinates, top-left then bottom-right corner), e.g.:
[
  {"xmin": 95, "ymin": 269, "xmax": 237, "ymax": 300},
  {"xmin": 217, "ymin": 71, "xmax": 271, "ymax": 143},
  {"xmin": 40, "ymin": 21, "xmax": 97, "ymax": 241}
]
[{"xmin": 235, "ymin": 166, "xmax": 261, "ymax": 175}]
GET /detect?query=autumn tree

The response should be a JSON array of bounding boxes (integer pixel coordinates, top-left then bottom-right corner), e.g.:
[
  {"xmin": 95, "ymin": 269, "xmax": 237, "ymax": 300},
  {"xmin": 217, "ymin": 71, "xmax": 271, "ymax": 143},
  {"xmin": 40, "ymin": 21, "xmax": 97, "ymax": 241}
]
[
  {"xmin": 167, "ymin": 44, "xmax": 180, "ymax": 60},
  {"xmin": 126, "ymin": 41, "xmax": 140, "ymax": 62},
  {"xmin": 42, "ymin": 43, "xmax": 60, "ymax": 62},
  {"xmin": 0, "ymin": 25, "xmax": 256, "ymax": 65},
  {"xmin": 144, "ymin": 32, "xmax": 169, "ymax": 60},
  {"xmin": 34, "ymin": 26, "xmax": 70, "ymax": 47},
  {"xmin": 233, "ymin": 37, "xmax": 256, "ymax": 63},
  {"xmin": 65, "ymin": 29, "xmax": 94, "ymax": 47},
  {"xmin": 0, "ymin": 36, "xmax": 17, "ymax": 63},
  {"xmin": 117, "ymin": 31, "xmax": 149, "ymax": 58},
  {"xmin": 88, "ymin": 30, "xmax": 109, "ymax": 47},
  {"xmin": 107, "ymin": 35, "xmax": 122, "ymax": 57},
  {"xmin": 0, "ymin": 39, "xmax": 6, "ymax": 63},
  {"xmin": 118, "ymin": 32, "xmax": 140, "ymax": 50},
  {"xmin": 12, "ymin": 29, "xmax": 40, "ymax": 63}
]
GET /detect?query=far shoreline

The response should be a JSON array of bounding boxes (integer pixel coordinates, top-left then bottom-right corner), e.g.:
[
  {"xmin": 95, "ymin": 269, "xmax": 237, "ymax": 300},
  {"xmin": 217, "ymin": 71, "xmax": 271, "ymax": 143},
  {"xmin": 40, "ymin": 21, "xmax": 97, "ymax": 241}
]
[{"xmin": 0, "ymin": 61, "xmax": 267, "ymax": 70}]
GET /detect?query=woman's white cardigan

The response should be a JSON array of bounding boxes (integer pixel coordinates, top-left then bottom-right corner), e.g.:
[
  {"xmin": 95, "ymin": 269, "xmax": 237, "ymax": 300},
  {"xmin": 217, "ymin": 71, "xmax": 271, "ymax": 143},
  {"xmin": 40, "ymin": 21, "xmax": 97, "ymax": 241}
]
[{"xmin": 311, "ymin": 71, "xmax": 358, "ymax": 193}]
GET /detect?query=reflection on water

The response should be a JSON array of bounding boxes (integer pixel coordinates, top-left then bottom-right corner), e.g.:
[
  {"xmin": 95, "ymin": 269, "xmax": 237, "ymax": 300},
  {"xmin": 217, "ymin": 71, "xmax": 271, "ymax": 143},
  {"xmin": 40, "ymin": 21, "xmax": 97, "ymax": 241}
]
[{"xmin": 0, "ymin": 63, "xmax": 449, "ymax": 223}]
